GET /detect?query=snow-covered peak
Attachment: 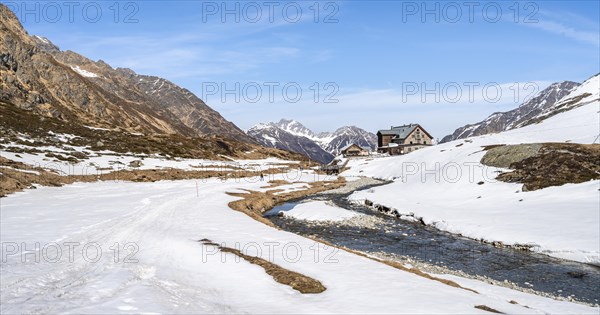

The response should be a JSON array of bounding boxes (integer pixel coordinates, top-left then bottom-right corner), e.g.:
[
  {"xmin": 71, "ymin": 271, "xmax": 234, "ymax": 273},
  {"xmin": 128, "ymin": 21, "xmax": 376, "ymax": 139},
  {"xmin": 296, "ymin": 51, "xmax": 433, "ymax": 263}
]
[
  {"xmin": 273, "ymin": 119, "xmax": 316, "ymax": 138},
  {"xmin": 247, "ymin": 119, "xmax": 377, "ymax": 159},
  {"xmin": 247, "ymin": 123, "xmax": 275, "ymax": 132},
  {"xmin": 331, "ymin": 126, "xmax": 367, "ymax": 136}
]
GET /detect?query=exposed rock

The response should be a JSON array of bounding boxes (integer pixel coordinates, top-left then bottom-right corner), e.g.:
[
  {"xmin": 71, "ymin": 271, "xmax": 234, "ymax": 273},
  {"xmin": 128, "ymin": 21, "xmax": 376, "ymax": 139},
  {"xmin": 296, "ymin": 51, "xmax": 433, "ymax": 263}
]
[
  {"xmin": 480, "ymin": 144, "xmax": 543, "ymax": 168},
  {"xmin": 129, "ymin": 160, "xmax": 143, "ymax": 168}
]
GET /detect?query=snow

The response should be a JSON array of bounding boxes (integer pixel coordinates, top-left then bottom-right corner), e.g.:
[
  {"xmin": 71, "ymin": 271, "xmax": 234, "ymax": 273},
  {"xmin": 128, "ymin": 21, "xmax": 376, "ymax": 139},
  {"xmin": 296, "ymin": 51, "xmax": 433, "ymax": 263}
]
[
  {"xmin": 269, "ymin": 201, "xmax": 363, "ymax": 222},
  {"xmin": 270, "ymin": 182, "xmax": 311, "ymax": 195},
  {"xmin": 71, "ymin": 65, "xmax": 99, "ymax": 78},
  {"xmin": 0, "ymin": 145, "xmax": 297, "ymax": 177},
  {"xmin": 1, "ymin": 177, "xmax": 596, "ymax": 314},
  {"xmin": 33, "ymin": 35, "xmax": 50, "ymax": 44},
  {"xmin": 262, "ymin": 134, "xmax": 277, "ymax": 146},
  {"xmin": 84, "ymin": 125, "xmax": 111, "ymax": 131},
  {"xmin": 250, "ymin": 120, "xmax": 373, "ymax": 155},
  {"xmin": 342, "ymin": 85, "xmax": 600, "ymax": 264},
  {"xmin": 565, "ymin": 74, "xmax": 599, "ymax": 103},
  {"xmin": 1, "ymin": 71, "xmax": 598, "ymax": 313}
]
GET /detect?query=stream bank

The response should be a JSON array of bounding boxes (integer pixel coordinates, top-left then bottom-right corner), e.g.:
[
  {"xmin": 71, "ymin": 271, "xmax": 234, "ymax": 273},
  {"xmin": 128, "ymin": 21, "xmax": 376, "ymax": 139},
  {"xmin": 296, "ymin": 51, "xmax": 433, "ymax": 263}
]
[{"xmin": 265, "ymin": 177, "xmax": 600, "ymax": 306}]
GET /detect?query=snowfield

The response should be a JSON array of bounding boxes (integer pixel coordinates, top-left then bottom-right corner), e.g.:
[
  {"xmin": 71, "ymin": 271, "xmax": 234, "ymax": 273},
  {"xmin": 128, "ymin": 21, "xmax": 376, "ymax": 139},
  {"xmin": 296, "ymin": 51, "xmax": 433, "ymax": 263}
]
[
  {"xmin": 343, "ymin": 75, "xmax": 600, "ymax": 264},
  {"xmin": 0, "ymin": 145, "xmax": 297, "ymax": 177},
  {"xmin": 1, "ymin": 174, "xmax": 597, "ymax": 314}
]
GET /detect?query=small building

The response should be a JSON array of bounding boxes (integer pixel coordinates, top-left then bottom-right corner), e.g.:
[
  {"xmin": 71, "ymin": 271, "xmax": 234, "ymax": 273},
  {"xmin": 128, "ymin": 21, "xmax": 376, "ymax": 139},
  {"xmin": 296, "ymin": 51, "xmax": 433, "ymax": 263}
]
[
  {"xmin": 340, "ymin": 143, "xmax": 370, "ymax": 157},
  {"xmin": 377, "ymin": 124, "xmax": 433, "ymax": 155},
  {"xmin": 320, "ymin": 164, "xmax": 341, "ymax": 175}
]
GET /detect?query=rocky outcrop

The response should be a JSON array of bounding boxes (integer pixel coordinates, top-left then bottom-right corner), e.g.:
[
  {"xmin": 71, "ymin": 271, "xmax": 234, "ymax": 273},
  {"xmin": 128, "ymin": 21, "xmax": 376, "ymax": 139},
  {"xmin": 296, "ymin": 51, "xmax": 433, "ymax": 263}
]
[{"xmin": 480, "ymin": 144, "xmax": 543, "ymax": 168}]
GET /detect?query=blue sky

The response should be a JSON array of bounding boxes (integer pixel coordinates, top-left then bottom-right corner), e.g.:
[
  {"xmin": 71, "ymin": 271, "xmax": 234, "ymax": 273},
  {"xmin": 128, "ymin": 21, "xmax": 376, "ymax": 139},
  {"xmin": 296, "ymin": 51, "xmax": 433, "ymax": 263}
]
[{"xmin": 4, "ymin": 0, "xmax": 599, "ymax": 138}]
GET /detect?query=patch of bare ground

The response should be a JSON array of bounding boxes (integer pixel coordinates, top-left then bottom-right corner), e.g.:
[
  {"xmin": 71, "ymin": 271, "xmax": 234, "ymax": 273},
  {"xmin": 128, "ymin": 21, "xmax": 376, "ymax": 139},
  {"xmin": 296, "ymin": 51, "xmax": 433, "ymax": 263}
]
[
  {"xmin": 474, "ymin": 305, "xmax": 504, "ymax": 313},
  {"xmin": 484, "ymin": 143, "xmax": 600, "ymax": 191},
  {"xmin": 226, "ymin": 178, "xmax": 346, "ymax": 227},
  {"xmin": 198, "ymin": 239, "xmax": 326, "ymax": 294},
  {"xmin": 0, "ymin": 156, "xmax": 296, "ymax": 197}
]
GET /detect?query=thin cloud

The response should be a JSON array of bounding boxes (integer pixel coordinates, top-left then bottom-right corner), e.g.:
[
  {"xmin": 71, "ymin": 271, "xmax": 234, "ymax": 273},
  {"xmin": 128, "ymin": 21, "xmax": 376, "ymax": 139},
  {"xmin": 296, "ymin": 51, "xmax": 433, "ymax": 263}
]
[{"xmin": 529, "ymin": 20, "xmax": 600, "ymax": 46}]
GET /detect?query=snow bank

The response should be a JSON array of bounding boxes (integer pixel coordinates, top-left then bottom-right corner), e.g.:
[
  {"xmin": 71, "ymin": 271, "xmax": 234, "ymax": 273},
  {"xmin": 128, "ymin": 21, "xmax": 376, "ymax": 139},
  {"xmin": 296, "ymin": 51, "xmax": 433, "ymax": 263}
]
[{"xmin": 274, "ymin": 200, "xmax": 363, "ymax": 222}]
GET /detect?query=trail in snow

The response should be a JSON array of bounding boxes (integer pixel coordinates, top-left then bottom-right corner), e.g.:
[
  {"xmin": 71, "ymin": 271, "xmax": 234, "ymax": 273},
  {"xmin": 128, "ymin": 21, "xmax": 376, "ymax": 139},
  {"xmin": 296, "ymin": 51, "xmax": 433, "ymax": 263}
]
[{"xmin": 1, "ymin": 174, "xmax": 598, "ymax": 314}]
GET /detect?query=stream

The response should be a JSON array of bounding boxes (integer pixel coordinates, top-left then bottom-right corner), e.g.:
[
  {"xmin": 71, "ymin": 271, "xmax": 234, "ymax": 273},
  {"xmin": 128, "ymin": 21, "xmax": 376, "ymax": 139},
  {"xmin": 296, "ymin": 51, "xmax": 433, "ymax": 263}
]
[{"xmin": 264, "ymin": 179, "xmax": 600, "ymax": 305}]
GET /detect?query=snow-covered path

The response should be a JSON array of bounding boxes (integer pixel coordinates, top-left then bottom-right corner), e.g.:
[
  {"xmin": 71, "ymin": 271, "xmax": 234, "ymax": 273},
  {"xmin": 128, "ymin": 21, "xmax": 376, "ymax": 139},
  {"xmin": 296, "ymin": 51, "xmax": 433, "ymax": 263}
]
[{"xmin": 1, "ymin": 175, "xmax": 597, "ymax": 314}]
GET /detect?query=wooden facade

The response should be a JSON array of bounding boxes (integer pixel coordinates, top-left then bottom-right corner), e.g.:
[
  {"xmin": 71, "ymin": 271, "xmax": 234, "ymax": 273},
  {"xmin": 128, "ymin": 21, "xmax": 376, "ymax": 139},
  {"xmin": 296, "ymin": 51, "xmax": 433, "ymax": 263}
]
[
  {"xmin": 341, "ymin": 144, "xmax": 369, "ymax": 157},
  {"xmin": 377, "ymin": 124, "xmax": 433, "ymax": 155}
]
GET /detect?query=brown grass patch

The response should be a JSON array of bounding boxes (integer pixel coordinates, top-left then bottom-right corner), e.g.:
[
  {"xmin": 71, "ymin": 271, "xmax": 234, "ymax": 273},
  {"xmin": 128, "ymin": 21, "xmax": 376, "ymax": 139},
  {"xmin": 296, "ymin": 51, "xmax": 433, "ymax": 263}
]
[
  {"xmin": 0, "ymin": 156, "xmax": 298, "ymax": 197},
  {"xmin": 198, "ymin": 239, "xmax": 326, "ymax": 294},
  {"xmin": 493, "ymin": 143, "xmax": 600, "ymax": 191},
  {"xmin": 474, "ymin": 305, "xmax": 503, "ymax": 313},
  {"xmin": 226, "ymin": 178, "xmax": 346, "ymax": 227}
]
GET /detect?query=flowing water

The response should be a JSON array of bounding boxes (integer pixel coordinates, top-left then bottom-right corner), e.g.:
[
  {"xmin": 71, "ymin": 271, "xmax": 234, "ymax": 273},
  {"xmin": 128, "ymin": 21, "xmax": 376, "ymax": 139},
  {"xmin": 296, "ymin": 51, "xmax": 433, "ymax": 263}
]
[{"xmin": 265, "ymin": 182, "xmax": 600, "ymax": 305}]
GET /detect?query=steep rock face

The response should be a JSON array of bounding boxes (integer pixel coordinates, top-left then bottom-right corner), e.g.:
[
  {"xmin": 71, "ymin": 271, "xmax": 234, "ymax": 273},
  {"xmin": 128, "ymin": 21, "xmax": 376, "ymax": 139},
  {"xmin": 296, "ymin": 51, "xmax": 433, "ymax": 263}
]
[
  {"xmin": 0, "ymin": 3, "xmax": 252, "ymax": 142},
  {"xmin": 441, "ymin": 81, "xmax": 580, "ymax": 143},
  {"xmin": 247, "ymin": 119, "xmax": 378, "ymax": 163}
]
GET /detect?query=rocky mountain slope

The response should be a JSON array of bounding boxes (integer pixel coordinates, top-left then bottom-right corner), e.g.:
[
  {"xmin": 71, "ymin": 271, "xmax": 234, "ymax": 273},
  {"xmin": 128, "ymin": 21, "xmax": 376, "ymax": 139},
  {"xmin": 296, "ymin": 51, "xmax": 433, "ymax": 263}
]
[
  {"xmin": 247, "ymin": 119, "xmax": 377, "ymax": 164},
  {"xmin": 0, "ymin": 3, "xmax": 252, "ymax": 143},
  {"xmin": 441, "ymin": 81, "xmax": 580, "ymax": 143},
  {"xmin": 247, "ymin": 122, "xmax": 334, "ymax": 164}
]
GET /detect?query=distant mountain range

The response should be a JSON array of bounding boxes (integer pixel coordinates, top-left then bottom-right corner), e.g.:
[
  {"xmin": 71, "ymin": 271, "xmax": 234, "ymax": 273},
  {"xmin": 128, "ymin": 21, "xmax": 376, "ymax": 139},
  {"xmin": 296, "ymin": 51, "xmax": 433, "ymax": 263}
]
[
  {"xmin": 247, "ymin": 119, "xmax": 377, "ymax": 164},
  {"xmin": 441, "ymin": 81, "xmax": 581, "ymax": 143}
]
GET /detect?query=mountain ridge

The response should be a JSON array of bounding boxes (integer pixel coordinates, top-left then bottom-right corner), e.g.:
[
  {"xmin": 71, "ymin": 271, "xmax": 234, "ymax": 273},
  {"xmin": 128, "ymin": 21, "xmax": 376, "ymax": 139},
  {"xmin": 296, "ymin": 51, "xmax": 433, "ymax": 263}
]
[
  {"xmin": 440, "ymin": 80, "xmax": 581, "ymax": 143},
  {"xmin": 0, "ymin": 3, "xmax": 253, "ymax": 143},
  {"xmin": 247, "ymin": 119, "xmax": 377, "ymax": 163}
]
